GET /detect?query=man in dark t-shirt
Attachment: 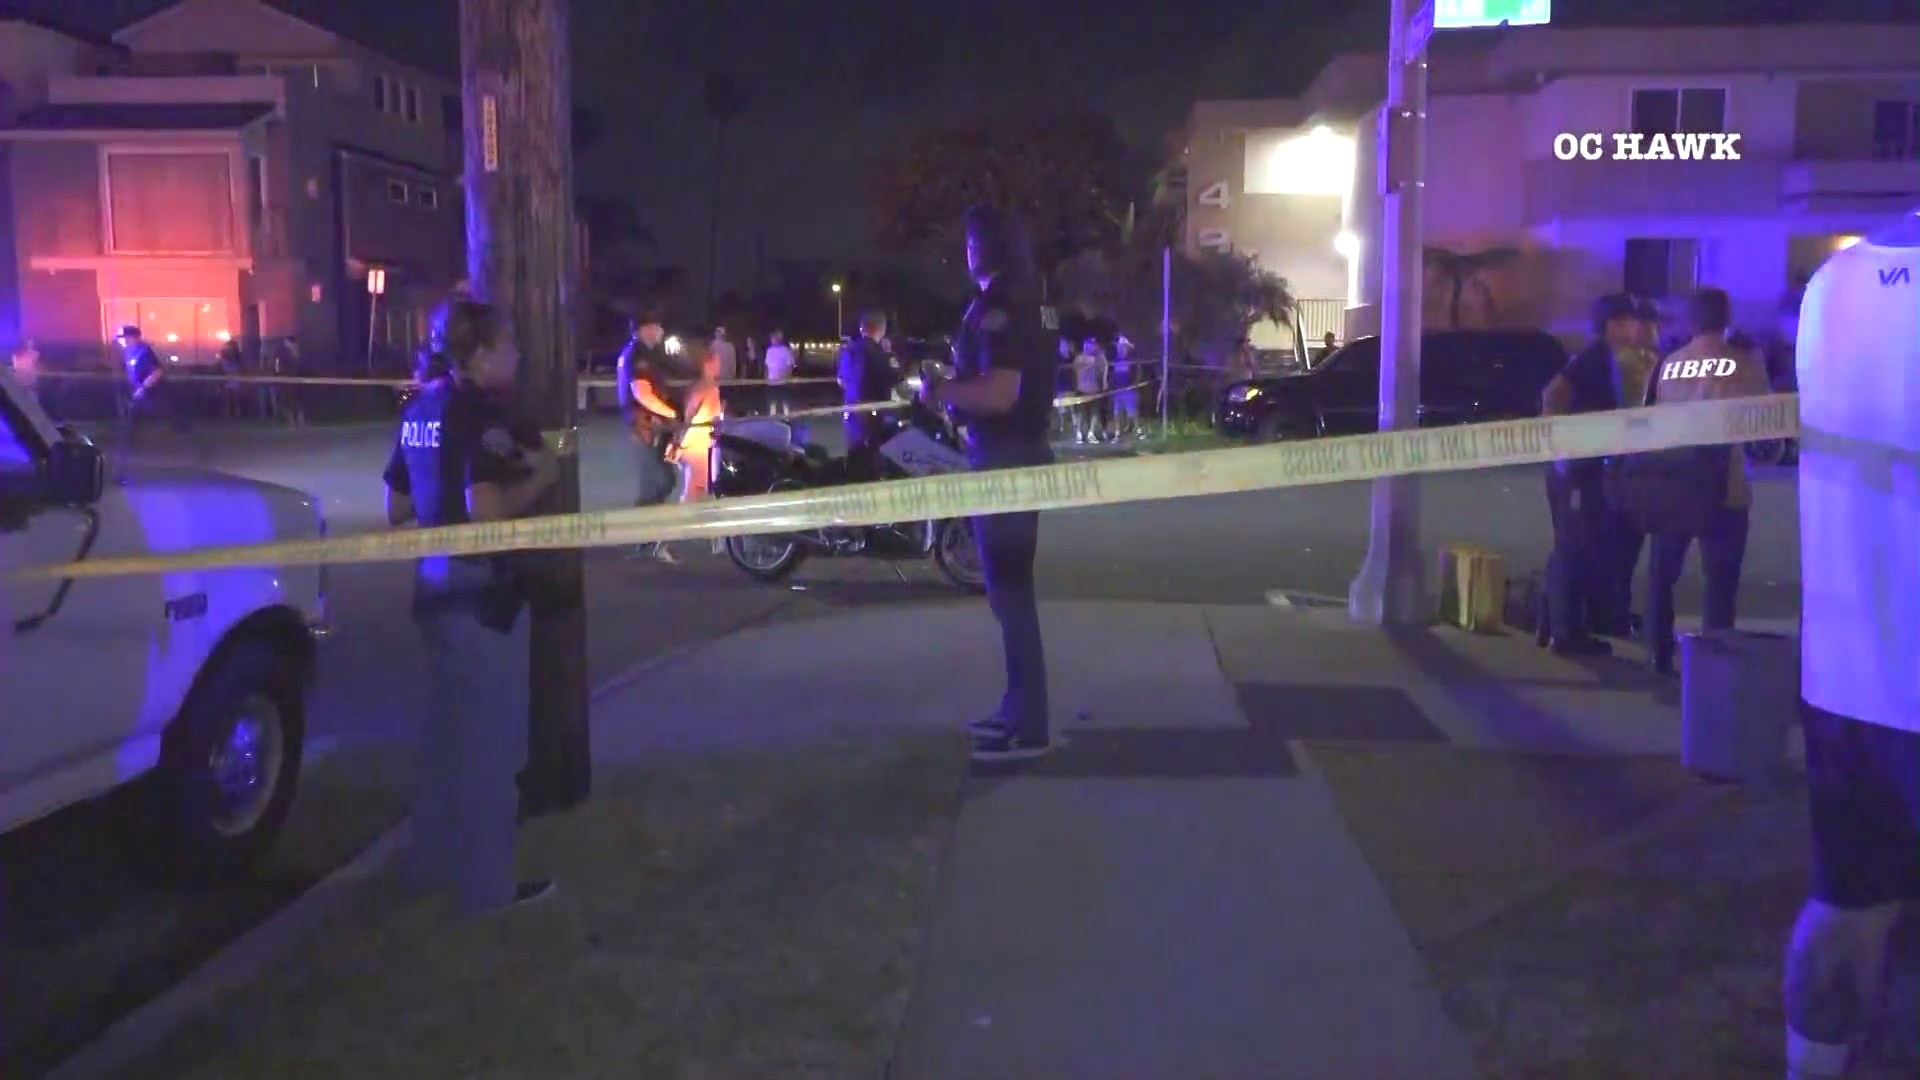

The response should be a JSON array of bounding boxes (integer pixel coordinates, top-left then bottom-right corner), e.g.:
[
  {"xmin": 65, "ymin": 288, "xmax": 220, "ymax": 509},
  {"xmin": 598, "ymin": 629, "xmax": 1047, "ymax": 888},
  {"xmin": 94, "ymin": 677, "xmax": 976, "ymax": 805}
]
[
  {"xmin": 118, "ymin": 324, "xmax": 191, "ymax": 455},
  {"xmin": 920, "ymin": 205, "xmax": 1060, "ymax": 762}
]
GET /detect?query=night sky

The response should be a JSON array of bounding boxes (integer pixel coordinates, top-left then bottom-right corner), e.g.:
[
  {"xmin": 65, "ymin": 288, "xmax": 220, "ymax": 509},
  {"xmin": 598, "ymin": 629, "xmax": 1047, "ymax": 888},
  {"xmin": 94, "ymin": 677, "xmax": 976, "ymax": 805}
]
[{"xmin": 8, "ymin": 0, "xmax": 1918, "ymax": 298}]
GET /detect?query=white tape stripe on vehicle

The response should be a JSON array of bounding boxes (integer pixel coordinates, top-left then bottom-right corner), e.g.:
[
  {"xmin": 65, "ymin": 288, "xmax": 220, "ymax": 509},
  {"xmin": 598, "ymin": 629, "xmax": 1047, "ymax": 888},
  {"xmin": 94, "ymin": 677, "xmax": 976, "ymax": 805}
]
[{"xmin": 13, "ymin": 395, "xmax": 1797, "ymax": 581}]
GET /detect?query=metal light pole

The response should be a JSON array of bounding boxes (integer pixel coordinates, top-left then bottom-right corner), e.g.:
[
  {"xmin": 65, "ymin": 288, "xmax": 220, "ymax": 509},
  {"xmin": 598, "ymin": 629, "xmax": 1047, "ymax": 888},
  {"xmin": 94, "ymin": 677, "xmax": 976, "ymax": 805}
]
[
  {"xmin": 1160, "ymin": 245, "xmax": 1172, "ymax": 436},
  {"xmin": 1348, "ymin": 0, "xmax": 1430, "ymax": 626},
  {"xmin": 830, "ymin": 282, "xmax": 843, "ymax": 336},
  {"xmin": 460, "ymin": 0, "xmax": 590, "ymax": 816}
]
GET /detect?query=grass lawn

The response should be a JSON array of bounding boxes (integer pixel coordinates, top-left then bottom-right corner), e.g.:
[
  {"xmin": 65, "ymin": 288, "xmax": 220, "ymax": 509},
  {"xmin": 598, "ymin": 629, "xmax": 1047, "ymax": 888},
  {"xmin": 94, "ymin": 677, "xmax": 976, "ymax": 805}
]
[
  {"xmin": 1311, "ymin": 745, "xmax": 1919, "ymax": 1079},
  {"xmin": 126, "ymin": 732, "xmax": 967, "ymax": 1080}
]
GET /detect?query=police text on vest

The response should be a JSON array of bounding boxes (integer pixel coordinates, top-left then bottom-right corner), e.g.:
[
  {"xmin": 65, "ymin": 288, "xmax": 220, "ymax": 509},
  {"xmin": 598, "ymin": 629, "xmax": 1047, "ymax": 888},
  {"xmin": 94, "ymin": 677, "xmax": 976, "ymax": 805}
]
[
  {"xmin": 400, "ymin": 420, "xmax": 441, "ymax": 448},
  {"xmin": 1660, "ymin": 357, "xmax": 1738, "ymax": 380}
]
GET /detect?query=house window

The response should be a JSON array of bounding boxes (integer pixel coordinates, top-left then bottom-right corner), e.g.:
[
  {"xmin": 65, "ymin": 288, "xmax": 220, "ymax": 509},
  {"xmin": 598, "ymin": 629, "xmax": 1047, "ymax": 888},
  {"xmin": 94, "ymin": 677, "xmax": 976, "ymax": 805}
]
[
  {"xmin": 106, "ymin": 152, "xmax": 236, "ymax": 254},
  {"xmin": 403, "ymin": 84, "xmax": 420, "ymax": 124},
  {"xmin": 1623, "ymin": 238, "xmax": 1700, "ymax": 299},
  {"xmin": 418, "ymin": 186, "xmax": 439, "ymax": 210},
  {"xmin": 1630, "ymin": 88, "xmax": 1727, "ymax": 136},
  {"xmin": 1871, "ymin": 100, "xmax": 1920, "ymax": 161},
  {"xmin": 387, "ymin": 178, "xmax": 410, "ymax": 205},
  {"xmin": 373, "ymin": 73, "xmax": 388, "ymax": 112}
]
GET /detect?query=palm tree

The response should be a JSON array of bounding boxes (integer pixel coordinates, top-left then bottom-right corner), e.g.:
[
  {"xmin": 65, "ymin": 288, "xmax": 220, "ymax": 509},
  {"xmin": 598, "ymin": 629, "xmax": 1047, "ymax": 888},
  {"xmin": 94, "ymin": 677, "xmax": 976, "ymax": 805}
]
[
  {"xmin": 701, "ymin": 71, "xmax": 748, "ymax": 319},
  {"xmin": 1423, "ymin": 246, "xmax": 1522, "ymax": 328}
]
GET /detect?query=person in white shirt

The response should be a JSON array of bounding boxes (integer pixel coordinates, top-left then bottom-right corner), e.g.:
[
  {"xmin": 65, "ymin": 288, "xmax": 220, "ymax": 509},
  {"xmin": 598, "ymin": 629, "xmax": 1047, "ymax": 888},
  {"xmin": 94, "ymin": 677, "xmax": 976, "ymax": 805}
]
[
  {"xmin": 709, "ymin": 325, "xmax": 737, "ymax": 382},
  {"xmin": 1781, "ymin": 213, "xmax": 1919, "ymax": 1080},
  {"xmin": 1071, "ymin": 337, "xmax": 1107, "ymax": 443},
  {"xmin": 763, "ymin": 329, "xmax": 795, "ymax": 416}
]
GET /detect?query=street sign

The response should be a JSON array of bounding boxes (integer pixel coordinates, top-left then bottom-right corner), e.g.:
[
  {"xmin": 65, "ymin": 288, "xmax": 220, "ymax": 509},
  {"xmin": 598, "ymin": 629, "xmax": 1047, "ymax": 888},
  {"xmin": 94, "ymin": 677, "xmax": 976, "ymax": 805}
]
[
  {"xmin": 1433, "ymin": 0, "xmax": 1550, "ymax": 29},
  {"xmin": 367, "ymin": 267, "xmax": 386, "ymax": 295},
  {"xmin": 1405, "ymin": 0, "xmax": 1434, "ymax": 61}
]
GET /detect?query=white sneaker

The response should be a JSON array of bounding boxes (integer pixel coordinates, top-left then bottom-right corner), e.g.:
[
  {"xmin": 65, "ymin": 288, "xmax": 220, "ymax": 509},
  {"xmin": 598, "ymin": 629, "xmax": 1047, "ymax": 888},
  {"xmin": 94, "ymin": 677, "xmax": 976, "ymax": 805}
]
[{"xmin": 653, "ymin": 543, "xmax": 678, "ymax": 564}]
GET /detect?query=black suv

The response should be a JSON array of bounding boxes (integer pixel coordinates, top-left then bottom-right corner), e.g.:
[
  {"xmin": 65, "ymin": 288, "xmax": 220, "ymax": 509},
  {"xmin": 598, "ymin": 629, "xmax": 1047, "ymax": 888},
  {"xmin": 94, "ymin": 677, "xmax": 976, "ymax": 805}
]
[{"xmin": 1213, "ymin": 330, "xmax": 1568, "ymax": 441}]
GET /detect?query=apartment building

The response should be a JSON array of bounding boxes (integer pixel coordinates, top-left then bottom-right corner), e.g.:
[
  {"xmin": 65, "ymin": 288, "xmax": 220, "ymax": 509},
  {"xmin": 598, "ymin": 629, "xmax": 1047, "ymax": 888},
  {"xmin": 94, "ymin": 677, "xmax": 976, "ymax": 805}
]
[
  {"xmin": 1182, "ymin": 21, "xmax": 1920, "ymax": 346},
  {"xmin": 0, "ymin": 0, "xmax": 462, "ymax": 371}
]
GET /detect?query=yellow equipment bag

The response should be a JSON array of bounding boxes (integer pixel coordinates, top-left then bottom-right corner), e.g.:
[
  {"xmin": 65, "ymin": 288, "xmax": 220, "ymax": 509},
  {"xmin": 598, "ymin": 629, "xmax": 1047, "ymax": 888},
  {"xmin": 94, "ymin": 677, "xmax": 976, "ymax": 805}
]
[{"xmin": 1437, "ymin": 544, "xmax": 1506, "ymax": 632}]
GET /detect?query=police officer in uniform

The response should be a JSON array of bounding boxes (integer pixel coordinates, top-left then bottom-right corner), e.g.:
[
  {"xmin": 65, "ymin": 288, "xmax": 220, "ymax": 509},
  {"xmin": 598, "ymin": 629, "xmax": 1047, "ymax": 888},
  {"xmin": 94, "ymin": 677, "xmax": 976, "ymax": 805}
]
[
  {"xmin": 920, "ymin": 205, "xmax": 1059, "ymax": 761},
  {"xmin": 838, "ymin": 310, "xmax": 896, "ymax": 478},
  {"xmin": 616, "ymin": 312, "xmax": 683, "ymax": 508},
  {"xmin": 1538, "ymin": 294, "xmax": 1638, "ymax": 655},
  {"xmin": 383, "ymin": 298, "xmax": 558, "ymax": 914},
  {"xmin": 117, "ymin": 324, "xmax": 190, "ymax": 456}
]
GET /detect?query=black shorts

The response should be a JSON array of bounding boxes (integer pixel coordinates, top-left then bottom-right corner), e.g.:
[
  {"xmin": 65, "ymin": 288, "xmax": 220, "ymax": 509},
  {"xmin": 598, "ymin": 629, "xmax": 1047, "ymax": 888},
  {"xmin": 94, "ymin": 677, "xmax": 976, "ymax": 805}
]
[{"xmin": 1804, "ymin": 701, "xmax": 1920, "ymax": 908}]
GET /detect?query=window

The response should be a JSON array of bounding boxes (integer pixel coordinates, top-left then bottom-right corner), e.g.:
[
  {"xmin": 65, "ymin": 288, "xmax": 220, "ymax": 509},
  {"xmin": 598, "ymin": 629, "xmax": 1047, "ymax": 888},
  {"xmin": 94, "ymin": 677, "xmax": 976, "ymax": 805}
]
[
  {"xmin": 403, "ymin": 84, "xmax": 420, "ymax": 124},
  {"xmin": 386, "ymin": 178, "xmax": 410, "ymax": 205},
  {"xmin": 443, "ymin": 94, "xmax": 461, "ymax": 135},
  {"xmin": 418, "ymin": 185, "xmax": 439, "ymax": 210},
  {"xmin": 372, "ymin": 74, "xmax": 388, "ymax": 112},
  {"xmin": 101, "ymin": 299, "xmax": 231, "ymax": 367},
  {"xmin": 106, "ymin": 152, "xmax": 236, "ymax": 254},
  {"xmin": 246, "ymin": 155, "xmax": 266, "ymax": 229},
  {"xmin": 1630, "ymin": 88, "xmax": 1726, "ymax": 136},
  {"xmin": 1623, "ymin": 238, "xmax": 1700, "ymax": 299},
  {"xmin": 1871, "ymin": 100, "xmax": 1920, "ymax": 161}
]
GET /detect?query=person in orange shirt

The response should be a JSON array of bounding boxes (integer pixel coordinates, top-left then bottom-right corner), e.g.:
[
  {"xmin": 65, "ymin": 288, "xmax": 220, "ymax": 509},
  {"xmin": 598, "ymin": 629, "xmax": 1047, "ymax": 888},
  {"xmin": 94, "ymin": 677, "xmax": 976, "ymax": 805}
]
[{"xmin": 663, "ymin": 342, "xmax": 724, "ymax": 556}]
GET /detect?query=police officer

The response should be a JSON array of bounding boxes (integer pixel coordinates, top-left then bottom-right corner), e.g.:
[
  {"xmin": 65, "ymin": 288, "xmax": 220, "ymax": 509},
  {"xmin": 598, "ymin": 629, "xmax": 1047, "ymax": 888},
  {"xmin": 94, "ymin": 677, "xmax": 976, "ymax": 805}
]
[
  {"xmin": 616, "ymin": 312, "xmax": 683, "ymax": 508},
  {"xmin": 919, "ymin": 205, "xmax": 1059, "ymax": 761},
  {"xmin": 382, "ymin": 298, "xmax": 558, "ymax": 914},
  {"xmin": 117, "ymin": 324, "xmax": 188, "ymax": 455},
  {"xmin": 838, "ymin": 310, "xmax": 895, "ymax": 477},
  {"xmin": 1539, "ymin": 294, "xmax": 1639, "ymax": 655}
]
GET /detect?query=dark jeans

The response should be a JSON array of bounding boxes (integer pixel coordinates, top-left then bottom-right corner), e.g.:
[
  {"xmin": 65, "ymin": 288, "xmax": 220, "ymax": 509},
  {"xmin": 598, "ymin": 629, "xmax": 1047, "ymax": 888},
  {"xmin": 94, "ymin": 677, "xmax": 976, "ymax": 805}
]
[
  {"xmin": 1544, "ymin": 466, "xmax": 1611, "ymax": 641},
  {"xmin": 970, "ymin": 442, "xmax": 1052, "ymax": 737},
  {"xmin": 1645, "ymin": 504, "xmax": 1751, "ymax": 669}
]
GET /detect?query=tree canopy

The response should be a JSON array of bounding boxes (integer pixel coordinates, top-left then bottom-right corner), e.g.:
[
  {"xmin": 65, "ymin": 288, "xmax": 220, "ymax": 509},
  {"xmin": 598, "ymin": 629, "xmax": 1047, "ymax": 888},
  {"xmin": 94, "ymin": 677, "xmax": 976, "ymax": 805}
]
[{"xmin": 869, "ymin": 111, "xmax": 1135, "ymax": 282}]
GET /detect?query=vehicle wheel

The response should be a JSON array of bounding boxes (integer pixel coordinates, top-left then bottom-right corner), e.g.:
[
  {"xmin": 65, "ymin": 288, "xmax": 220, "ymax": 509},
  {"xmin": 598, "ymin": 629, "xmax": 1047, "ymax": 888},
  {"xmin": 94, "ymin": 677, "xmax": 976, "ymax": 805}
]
[
  {"xmin": 142, "ymin": 638, "xmax": 307, "ymax": 882},
  {"xmin": 1744, "ymin": 438, "xmax": 1792, "ymax": 467},
  {"xmin": 933, "ymin": 517, "xmax": 987, "ymax": 594},
  {"xmin": 726, "ymin": 532, "xmax": 805, "ymax": 581}
]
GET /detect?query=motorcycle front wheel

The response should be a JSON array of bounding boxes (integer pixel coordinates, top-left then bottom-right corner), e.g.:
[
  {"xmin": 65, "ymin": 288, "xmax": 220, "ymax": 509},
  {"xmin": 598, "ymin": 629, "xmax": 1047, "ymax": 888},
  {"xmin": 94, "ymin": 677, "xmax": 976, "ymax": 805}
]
[
  {"xmin": 933, "ymin": 518, "xmax": 986, "ymax": 594},
  {"xmin": 725, "ymin": 478, "xmax": 809, "ymax": 582}
]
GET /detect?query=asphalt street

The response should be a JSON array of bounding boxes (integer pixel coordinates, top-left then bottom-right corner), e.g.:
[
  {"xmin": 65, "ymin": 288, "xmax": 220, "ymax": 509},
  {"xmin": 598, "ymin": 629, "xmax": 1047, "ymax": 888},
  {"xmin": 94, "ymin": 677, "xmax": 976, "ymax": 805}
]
[{"xmin": 0, "ymin": 415, "xmax": 1799, "ymax": 1077}]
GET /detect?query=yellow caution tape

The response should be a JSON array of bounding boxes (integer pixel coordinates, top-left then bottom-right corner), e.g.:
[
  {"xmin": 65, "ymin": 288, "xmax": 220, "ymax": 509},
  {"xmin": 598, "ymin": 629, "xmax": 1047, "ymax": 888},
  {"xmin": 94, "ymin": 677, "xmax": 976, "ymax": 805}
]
[{"xmin": 13, "ymin": 394, "xmax": 1796, "ymax": 581}]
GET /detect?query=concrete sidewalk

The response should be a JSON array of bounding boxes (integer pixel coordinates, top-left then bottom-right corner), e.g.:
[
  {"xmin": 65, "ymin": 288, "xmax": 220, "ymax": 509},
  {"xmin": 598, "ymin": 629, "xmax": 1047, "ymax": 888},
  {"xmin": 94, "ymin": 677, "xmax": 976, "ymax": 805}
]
[{"xmin": 601, "ymin": 599, "xmax": 1759, "ymax": 1079}]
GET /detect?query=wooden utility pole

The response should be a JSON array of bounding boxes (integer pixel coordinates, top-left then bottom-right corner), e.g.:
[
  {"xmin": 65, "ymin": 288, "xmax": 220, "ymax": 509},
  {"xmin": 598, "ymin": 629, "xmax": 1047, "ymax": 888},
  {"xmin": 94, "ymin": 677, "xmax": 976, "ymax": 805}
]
[{"xmin": 459, "ymin": 0, "xmax": 590, "ymax": 816}]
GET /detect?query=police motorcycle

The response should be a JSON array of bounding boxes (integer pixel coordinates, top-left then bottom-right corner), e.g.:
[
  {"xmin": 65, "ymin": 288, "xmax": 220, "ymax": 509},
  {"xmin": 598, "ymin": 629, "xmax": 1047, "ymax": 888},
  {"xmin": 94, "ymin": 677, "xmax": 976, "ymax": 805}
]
[{"xmin": 709, "ymin": 362, "xmax": 985, "ymax": 593}]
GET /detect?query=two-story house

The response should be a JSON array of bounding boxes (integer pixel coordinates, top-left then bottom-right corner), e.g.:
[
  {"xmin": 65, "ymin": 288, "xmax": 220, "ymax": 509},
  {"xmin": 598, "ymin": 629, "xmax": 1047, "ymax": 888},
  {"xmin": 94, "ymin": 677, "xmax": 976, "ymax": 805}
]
[
  {"xmin": 1183, "ymin": 21, "xmax": 1920, "ymax": 346},
  {"xmin": 0, "ymin": 0, "xmax": 462, "ymax": 372}
]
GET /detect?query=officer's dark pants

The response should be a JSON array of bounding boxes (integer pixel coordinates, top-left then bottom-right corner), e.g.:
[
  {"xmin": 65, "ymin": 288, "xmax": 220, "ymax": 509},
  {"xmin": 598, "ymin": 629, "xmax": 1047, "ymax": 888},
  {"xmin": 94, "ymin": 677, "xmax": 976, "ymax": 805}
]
[
  {"xmin": 970, "ymin": 443, "xmax": 1052, "ymax": 738},
  {"xmin": 1544, "ymin": 465, "xmax": 1610, "ymax": 642},
  {"xmin": 411, "ymin": 564, "xmax": 529, "ymax": 915},
  {"xmin": 1645, "ymin": 505, "xmax": 1750, "ymax": 670},
  {"xmin": 1602, "ymin": 513, "xmax": 1645, "ymax": 635},
  {"xmin": 636, "ymin": 438, "xmax": 677, "ymax": 506},
  {"xmin": 118, "ymin": 390, "xmax": 192, "ymax": 456}
]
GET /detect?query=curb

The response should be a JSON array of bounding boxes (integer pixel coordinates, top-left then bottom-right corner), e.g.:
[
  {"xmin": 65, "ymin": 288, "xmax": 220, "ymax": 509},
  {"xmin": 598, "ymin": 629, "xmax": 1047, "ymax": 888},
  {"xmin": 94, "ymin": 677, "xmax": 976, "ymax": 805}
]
[{"xmin": 44, "ymin": 597, "xmax": 800, "ymax": 1080}]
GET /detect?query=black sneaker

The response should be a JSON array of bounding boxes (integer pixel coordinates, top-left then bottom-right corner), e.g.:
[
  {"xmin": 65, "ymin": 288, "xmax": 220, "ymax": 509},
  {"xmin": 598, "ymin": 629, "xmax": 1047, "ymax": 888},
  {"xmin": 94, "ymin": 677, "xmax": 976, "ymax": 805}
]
[
  {"xmin": 511, "ymin": 879, "xmax": 557, "ymax": 908},
  {"xmin": 970, "ymin": 726, "xmax": 1056, "ymax": 762}
]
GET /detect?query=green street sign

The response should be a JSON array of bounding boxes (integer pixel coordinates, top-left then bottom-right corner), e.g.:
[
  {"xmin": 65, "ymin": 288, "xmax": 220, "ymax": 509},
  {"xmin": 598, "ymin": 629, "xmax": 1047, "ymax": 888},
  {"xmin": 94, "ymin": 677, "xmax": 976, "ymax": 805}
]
[{"xmin": 1434, "ymin": 0, "xmax": 1550, "ymax": 29}]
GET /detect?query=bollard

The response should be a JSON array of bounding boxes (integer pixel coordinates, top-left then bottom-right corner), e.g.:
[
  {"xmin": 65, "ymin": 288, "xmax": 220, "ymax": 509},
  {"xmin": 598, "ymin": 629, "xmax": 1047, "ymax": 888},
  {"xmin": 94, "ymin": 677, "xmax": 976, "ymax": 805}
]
[{"xmin": 1679, "ymin": 630, "xmax": 1799, "ymax": 784}]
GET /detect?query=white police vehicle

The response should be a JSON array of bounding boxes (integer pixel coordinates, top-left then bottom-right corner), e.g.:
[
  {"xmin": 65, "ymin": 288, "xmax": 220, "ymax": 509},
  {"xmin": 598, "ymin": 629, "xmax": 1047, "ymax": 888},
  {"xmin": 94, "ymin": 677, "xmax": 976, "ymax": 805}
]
[{"xmin": 0, "ymin": 368, "xmax": 328, "ymax": 879}]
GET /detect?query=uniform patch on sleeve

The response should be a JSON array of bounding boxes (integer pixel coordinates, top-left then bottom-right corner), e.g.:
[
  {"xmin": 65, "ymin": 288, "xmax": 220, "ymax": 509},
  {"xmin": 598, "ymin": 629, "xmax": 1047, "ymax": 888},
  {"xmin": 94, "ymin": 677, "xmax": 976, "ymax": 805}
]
[
  {"xmin": 480, "ymin": 426, "xmax": 517, "ymax": 458},
  {"xmin": 980, "ymin": 308, "xmax": 1009, "ymax": 332}
]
